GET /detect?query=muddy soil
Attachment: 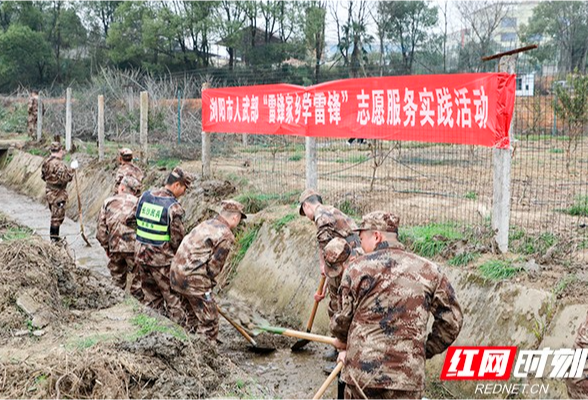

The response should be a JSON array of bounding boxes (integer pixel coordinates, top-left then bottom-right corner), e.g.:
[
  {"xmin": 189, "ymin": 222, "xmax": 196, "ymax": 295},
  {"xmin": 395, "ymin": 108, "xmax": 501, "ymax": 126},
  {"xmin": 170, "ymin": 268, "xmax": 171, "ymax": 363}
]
[{"xmin": 0, "ymin": 184, "xmax": 339, "ymax": 399}]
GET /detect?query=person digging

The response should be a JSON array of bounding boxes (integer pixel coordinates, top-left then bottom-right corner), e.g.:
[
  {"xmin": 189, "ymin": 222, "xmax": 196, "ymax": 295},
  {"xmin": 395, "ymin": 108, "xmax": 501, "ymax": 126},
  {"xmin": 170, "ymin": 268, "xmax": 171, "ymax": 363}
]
[
  {"xmin": 170, "ymin": 200, "xmax": 247, "ymax": 342},
  {"xmin": 298, "ymin": 189, "xmax": 362, "ymax": 370}
]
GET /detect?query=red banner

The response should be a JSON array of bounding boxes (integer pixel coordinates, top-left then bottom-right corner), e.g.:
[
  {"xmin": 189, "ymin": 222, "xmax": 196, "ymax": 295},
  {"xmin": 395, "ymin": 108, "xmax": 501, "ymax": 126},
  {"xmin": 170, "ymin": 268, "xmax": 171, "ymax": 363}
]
[{"xmin": 202, "ymin": 73, "xmax": 515, "ymax": 148}]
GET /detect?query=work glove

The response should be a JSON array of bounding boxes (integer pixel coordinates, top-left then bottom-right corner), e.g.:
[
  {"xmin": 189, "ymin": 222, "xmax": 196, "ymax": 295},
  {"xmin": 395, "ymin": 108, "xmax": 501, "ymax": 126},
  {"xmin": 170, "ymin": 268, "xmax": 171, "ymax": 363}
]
[{"xmin": 71, "ymin": 159, "xmax": 79, "ymax": 169}]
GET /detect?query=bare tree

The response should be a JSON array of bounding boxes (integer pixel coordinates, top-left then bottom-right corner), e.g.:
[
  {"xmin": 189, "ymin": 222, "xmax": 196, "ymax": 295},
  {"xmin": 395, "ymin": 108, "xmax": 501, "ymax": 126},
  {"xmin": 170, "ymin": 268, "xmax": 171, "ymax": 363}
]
[
  {"xmin": 330, "ymin": 0, "xmax": 372, "ymax": 78},
  {"xmin": 456, "ymin": 1, "xmax": 510, "ymax": 71}
]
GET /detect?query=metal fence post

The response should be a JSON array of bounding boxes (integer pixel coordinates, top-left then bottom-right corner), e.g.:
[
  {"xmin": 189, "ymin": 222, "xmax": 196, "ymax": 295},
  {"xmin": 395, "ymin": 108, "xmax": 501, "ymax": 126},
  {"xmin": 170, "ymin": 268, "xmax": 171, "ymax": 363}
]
[
  {"xmin": 65, "ymin": 87, "xmax": 72, "ymax": 152},
  {"xmin": 36, "ymin": 95, "xmax": 43, "ymax": 142},
  {"xmin": 98, "ymin": 95, "xmax": 105, "ymax": 161},
  {"xmin": 201, "ymin": 83, "xmax": 211, "ymax": 179},
  {"xmin": 140, "ymin": 91, "xmax": 149, "ymax": 161},
  {"xmin": 306, "ymin": 136, "xmax": 318, "ymax": 189}
]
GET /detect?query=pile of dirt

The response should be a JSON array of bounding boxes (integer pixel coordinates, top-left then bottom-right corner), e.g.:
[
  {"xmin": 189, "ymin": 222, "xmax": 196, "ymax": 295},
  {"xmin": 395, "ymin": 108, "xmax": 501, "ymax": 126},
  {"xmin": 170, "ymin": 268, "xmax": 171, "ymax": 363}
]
[
  {"xmin": 0, "ymin": 234, "xmax": 122, "ymax": 339},
  {"xmin": 1, "ymin": 331, "xmax": 247, "ymax": 399}
]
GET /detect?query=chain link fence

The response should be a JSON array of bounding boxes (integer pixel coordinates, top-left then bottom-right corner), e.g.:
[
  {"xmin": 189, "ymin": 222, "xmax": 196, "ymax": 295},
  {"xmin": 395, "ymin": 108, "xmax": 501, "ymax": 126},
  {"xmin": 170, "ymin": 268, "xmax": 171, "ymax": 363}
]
[{"xmin": 1, "ymin": 62, "xmax": 587, "ymax": 251}]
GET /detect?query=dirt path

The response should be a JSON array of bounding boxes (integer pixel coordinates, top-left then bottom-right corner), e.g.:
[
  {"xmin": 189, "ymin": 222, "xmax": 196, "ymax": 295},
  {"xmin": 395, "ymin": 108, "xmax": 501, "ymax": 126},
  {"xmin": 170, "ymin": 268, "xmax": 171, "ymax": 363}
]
[{"xmin": 0, "ymin": 184, "xmax": 338, "ymax": 399}]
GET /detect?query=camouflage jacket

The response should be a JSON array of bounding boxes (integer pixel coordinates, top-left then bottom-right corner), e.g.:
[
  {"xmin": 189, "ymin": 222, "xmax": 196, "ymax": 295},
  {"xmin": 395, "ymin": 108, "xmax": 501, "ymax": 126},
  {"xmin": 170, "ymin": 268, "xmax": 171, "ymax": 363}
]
[
  {"xmin": 130, "ymin": 188, "xmax": 185, "ymax": 267},
  {"xmin": 313, "ymin": 204, "xmax": 361, "ymax": 278},
  {"xmin": 114, "ymin": 162, "xmax": 144, "ymax": 192},
  {"xmin": 41, "ymin": 156, "xmax": 73, "ymax": 189},
  {"xmin": 28, "ymin": 96, "xmax": 38, "ymax": 116},
  {"xmin": 96, "ymin": 193, "xmax": 138, "ymax": 254},
  {"xmin": 170, "ymin": 215, "xmax": 235, "ymax": 293},
  {"xmin": 330, "ymin": 240, "xmax": 463, "ymax": 391}
]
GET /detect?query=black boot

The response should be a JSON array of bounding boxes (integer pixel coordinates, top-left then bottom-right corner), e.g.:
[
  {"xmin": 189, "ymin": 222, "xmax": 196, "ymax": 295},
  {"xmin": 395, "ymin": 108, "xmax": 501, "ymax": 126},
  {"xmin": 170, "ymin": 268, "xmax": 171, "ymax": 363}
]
[{"xmin": 50, "ymin": 225, "xmax": 60, "ymax": 242}]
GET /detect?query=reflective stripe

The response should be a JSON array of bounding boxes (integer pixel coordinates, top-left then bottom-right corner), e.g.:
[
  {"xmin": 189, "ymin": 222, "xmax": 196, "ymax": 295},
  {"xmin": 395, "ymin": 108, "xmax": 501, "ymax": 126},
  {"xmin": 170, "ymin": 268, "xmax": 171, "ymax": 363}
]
[
  {"xmin": 137, "ymin": 229, "xmax": 170, "ymax": 242},
  {"xmin": 137, "ymin": 219, "xmax": 168, "ymax": 232}
]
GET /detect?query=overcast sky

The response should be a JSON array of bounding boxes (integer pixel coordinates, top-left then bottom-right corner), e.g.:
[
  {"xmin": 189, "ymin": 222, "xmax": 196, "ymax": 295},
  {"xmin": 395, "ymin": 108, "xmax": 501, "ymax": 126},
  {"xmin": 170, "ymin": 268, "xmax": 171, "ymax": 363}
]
[{"xmin": 322, "ymin": 0, "xmax": 461, "ymax": 43}]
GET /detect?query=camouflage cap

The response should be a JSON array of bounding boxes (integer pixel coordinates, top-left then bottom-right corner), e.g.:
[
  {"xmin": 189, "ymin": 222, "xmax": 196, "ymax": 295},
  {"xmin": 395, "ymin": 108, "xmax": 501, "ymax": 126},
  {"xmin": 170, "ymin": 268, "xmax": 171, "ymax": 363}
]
[
  {"xmin": 221, "ymin": 199, "xmax": 247, "ymax": 219},
  {"xmin": 299, "ymin": 188, "xmax": 321, "ymax": 216},
  {"xmin": 170, "ymin": 166, "xmax": 195, "ymax": 188},
  {"xmin": 354, "ymin": 211, "xmax": 400, "ymax": 233},
  {"xmin": 119, "ymin": 148, "xmax": 133, "ymax": 157},
  {"xmin": 49, "ymin": 141, "xmax": 62, "ymax": 153},
  {"xmin": 121, "ymin": 175, "xmax": 141, "ymax": 194},
  {"xmin": 323, "ymin": 237, "xmax": 351, "ymax": 278}
]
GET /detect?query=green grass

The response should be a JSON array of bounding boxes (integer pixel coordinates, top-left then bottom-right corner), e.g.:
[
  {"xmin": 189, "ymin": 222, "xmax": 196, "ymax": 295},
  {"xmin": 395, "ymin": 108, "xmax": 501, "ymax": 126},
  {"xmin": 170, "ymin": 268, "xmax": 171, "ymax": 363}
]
[
  {"xmin": 225, "ymin": 172, "xmax": 249, "ymax": 187},
  {"xmin": 478, "ymin": 259, "xmax": 523, "ymax": 280},
  {"xmin": 512, "ymin": 231, "xmax": 557, "ymax": 255},
  {"xmin": 2, "ymin": 226, "xmax": 33, "ymax": 241},
  {"xmin": 336, "ymin": 154, "xmax": 369, "ymax": 164},
  {"xmin": 564, "ymin": 196, "xmax": 588, "ymax": 217},
  {"xmin": 399, "ymin": 222, "xmax": 464, "ymax": 258},
  {"xmin": 549, "ymin": 148, "xmax": 564, "ymax": 154},
  {"xmin": 129, "ymin": 313, "xmax": 187, "ymax": 341},
  {"xmin": 271, "ymin": 213, "xmax": 297, "ymax": 232},
  {"xmin": 235, "ymin": 191, "xmax": 298, "ymax": 214},
  {"xmin": 0, "ymin": 104, "xmax": 27, "ymax": 134},
  {"xmin": 27, "ymin": 148, "xmax": 48, "ymax": 157},
  {"xmin": 337, "ymin": 199, "xmax": 363, "ymax": 218},
  {"xmin": 229, "ymin": 224, "xmax": 261, "ymax": 269},
  {"xmin": 448, "ymin": 251, "xmax": 480, "ymax": 267},
  {"xmin": 553, "ymin": 274, "xmax": 578, "ymax": 297},
  {"xmin": 288, "ymin": 153, "xmax": 303, "ymax": 162},
  {"xmin": 465, "ymin": 191, "xmax": 478, "ymax": 200},
  {"xmin": 154, "ymin": 157, "xmax": 181, "ymax": 170}
]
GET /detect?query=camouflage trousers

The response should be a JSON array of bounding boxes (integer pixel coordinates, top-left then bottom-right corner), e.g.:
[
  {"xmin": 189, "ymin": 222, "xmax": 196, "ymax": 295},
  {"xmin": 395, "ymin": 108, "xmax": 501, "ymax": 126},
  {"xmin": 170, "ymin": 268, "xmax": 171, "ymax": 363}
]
[
  {"xmin": 46, "ymin": 188, "xmax": 68, "ymax": 226},
  {"xmin": 344, "ymin": 385, "xmax": 422, "ymax": 399},
  {"xmin": 108, "ymin": 252, "xmax": 143, "ymax": 301},
  {"xmin": 183, "ymin": 292, "xmax": 219, "ymax": 341},
  {"xmin": 567, "ymin": 377, "xmax": 588, "ymax": 399},
  {"xmin": 169, "ymin": 271, "xmax": 218, "ymax": 340},
  {"xmin": 327, "ymin": 275, "xmax": 342, "ymax": 319},
  {"xmin": 138, "ymin": 263, "xmax": 185, "ymax": 324},
  {"xmin": 28, "ymin": 116, "xmax": 37, "ymax": 139}
]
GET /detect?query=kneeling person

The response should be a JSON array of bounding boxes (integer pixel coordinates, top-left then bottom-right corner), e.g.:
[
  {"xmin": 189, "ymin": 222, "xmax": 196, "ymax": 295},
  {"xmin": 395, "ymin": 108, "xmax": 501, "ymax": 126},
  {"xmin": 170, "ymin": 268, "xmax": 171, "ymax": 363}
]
[
  {"xmin": 96, "ymin": 176, "xmax": 143, "ymax": 300},
  {"xmin": 170, "ymin": 200, "xmax": 246, "ymax": 341}
]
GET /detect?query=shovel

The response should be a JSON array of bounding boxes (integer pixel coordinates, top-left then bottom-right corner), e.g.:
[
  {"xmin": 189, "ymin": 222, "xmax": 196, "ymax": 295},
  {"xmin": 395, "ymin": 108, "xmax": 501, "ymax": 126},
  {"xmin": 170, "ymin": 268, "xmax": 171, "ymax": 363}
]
[
  {"xmin": 259, "ymin": 325, "xmax": 337, "ymax": 347},
  {"xmin": 74, "ymin": 169, "xmax": 92, "ymax": 247},
  {"xmin": 292, "ymin": 275, "xmax": 326, "ymax": 351},
  {"xmin": 313, "ymin": 361, "xmax": 344, "ymax": 399},
  {"xmin": 217, "ymin": 305, "xmax": 275, "ymax": 354}
]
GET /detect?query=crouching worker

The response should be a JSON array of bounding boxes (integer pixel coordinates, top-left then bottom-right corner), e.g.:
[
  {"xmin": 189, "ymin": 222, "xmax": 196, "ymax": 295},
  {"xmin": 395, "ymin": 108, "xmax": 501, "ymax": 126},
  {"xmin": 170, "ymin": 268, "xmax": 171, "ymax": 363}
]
[
  {"xmin": 97, "ymin": 176, "xmax": 143, "ymax": 300},
  {"xmin": 331, "ymin": 211, "xmax": 463, "ymax": 399},
  {"xmin": 170, "ymin": 200, "xmax": 246, "ymax": 341}
]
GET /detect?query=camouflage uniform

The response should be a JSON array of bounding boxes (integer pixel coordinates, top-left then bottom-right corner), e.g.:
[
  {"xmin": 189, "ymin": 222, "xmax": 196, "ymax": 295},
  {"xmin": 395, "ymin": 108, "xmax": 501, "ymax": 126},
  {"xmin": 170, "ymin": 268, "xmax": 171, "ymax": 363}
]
[
  {"xmin": 96, "ymin": 176, "xmax": 143, "ymax": 300},
  {"xmin": 299, "ymin": 189, "xmax": 361, "ymax": 318},
  {"xmin": 170, "ymin": 200, "xmax": 246, "ymax": 340},
  {"xmin": 41, "ymin": 143, "xmax": 73, "ymax": 240},
  {"xmin": 331, "ymin": 212, "xmax": 463, "ymax": 399},
  {"xmin": 130, "ymin": 167, "xmax": 193, "ymax": 323},
  {"xmin": 567, "ymin": 311, "xmax": 588, "ymax": 399},
  {"xmin": 114, "ymin": 150, "xmax": 144, "ymax": 194},
  {"xmin": 27, "ymin": 93, "xmax": 38, "ymax": 139}
]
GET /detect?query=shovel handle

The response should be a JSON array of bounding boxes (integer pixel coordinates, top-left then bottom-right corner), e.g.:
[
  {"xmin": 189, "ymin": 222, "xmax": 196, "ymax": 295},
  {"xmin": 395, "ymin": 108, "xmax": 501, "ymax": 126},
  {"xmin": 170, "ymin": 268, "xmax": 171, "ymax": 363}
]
[
  {"xmin": 313, "ymin": 361, "xmax": 344, "ymax": 399},
  {"xmin": 283, "ymin": 329, "xmax": 337, "ymax": 346},
  {"xmin": 217, "ymin": 305, "xmax": 258, "ymax": 347},
  {"xmin": 306, "ymin": 275, "xmax": 327, "ymax": 332}
]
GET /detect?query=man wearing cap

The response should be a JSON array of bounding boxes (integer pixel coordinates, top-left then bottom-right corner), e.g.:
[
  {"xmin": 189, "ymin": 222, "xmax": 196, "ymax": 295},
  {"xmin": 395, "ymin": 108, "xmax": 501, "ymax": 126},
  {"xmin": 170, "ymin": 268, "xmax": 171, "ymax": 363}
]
[
  {"xmin": 41, "ymin": 142, "xmax": 74, "ymax": 242},
  {"xmin": 331, "ymin": 211, "xmax": 463, "ymax": 399},
  {"xmin": 130, "ymin": 166, "xmax": 194, "ymax": 323},
  {"xmin": 97, "ymin": 175, "xmax": 143, "ymax": 300},
  {"xmin": 114, "ymin": 148, "xmax": 144, "ymax": 194},
  {"xmin": 170, "ymin": 199, "xmax": 246, "ymax": 341},
  {"xmin": 299, "ymin": 188, "xmax": 362, "ymax": 362}
]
